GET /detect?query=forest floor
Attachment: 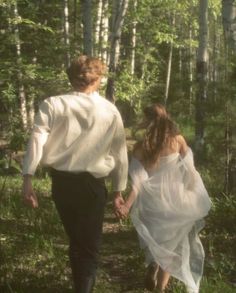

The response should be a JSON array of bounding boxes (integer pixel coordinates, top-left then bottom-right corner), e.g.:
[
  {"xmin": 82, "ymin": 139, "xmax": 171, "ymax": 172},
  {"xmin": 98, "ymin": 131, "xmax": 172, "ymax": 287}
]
[{"xmin": 0, "ymin": 175, "xmax": 235, "ymax": 293}]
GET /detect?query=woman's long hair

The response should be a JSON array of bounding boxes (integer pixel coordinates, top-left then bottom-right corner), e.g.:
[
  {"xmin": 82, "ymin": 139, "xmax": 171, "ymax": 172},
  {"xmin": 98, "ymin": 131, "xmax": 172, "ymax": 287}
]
[{"xmin": 136, "ymin": 104, "xmax": 179, "ymax": 165}]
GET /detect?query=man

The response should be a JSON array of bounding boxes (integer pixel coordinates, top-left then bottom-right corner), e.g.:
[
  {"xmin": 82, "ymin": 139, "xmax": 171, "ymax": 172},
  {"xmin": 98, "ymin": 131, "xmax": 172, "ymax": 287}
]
[{"xmin": 22, "ymin": 55, "xmax": 128, "ymax": 292}]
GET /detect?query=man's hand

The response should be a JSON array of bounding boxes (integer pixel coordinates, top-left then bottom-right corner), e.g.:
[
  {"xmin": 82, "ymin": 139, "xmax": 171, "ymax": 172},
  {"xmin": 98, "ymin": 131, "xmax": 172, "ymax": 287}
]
[
  {"xmin": 113, "ymin": 191, "xmax": 125, "ymax": 218},
  {"xmin": 22, "ymin": 175, "xmax": 38, "ymax": 208},
  {"xmin": 118, "ymin": 204, "xmax": 130, "ymax": 218}
]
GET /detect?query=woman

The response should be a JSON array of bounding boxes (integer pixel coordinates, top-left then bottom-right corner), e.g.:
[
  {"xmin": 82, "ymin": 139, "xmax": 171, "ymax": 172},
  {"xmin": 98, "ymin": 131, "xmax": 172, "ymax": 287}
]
[{"xmin": 119, "ymin": 104, "xmax": 211, "ymax": 293}]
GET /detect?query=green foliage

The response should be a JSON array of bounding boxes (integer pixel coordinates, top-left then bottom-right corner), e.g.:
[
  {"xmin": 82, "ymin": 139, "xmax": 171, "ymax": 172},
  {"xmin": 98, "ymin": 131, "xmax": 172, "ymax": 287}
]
[
  {"xmin": 208, "ymin": 194, "xmax": 236, "ymax": 234},
  {"xmin": 0, "ymin": 176, "xmax": 235, "ymax": 292}
]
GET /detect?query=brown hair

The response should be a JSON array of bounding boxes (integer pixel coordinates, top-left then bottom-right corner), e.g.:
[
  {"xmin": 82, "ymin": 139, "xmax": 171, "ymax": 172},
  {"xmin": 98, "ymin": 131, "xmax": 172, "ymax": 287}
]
[
  {"xmin": 66, "ymin": 55, "xmax": 107, "ymax": 90},
  {"xmin": 135, "ymin": 103, "xmax": 179, "ymax": 165}
]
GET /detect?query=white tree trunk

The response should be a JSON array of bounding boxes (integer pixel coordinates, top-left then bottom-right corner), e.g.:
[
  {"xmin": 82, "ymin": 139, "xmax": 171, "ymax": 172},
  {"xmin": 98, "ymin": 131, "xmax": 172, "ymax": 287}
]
[
  {"xmin": 74, "ymin": 0, "xmax": 77, "ymax": 38},
  {"xmin": 106, "ymin": 0, "xmax": 129, "ymax": 101},
  {"xmin": 81, "ymin": 0, "xmax": 93, "ymax": 55},
  {"xmin": 197, "ymin": 0, "xmax": 209, "ymax": 64},
  {"xmin": 195, "ymin": 0, "xmax": 209, "ymax": 157},
  {"xmin": 222, "ymin": 1, "xmax": 236, "ymax": 193},
  {"xmin": 222, "ymin": 0, "xmax": 236, "ymax": 51},
  {"xmin": 164, "ymin": 42, "xmax": 173, "ymax": 105},
  {"xmin": 101, "ymin": 0, "xmax": 109, "ymax": 64},
  {"xmin": 110, "ymin": 0, "xmax": 129, "ymax": 68},
  {"xmin": 13, "ymin": 3, "xmax": 28, "ymax": 130},
  {"xmin": 95, "ymin": 0, "xmax": 103, "ymax": 56},
  {"xmin": 164, "ymin": 13, "xmax": 175, "ymax": 105},
  {"xmin": 189, "ymin": 25, "xmax": 193, "ymax": 114},
  {"xmin": 64, "ymin": 0, "xmax": 70, "ymax": 67},
  {"xmin": 131, "ymin": 0, "xmax": 137, "ymax": 75}
]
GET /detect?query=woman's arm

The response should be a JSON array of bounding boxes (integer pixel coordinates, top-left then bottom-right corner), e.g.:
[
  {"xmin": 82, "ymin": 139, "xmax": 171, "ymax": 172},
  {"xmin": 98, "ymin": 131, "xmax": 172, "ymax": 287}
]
[
  {"xmin": 119, "ymin": 188, "xmax": 138, "ymax": 218},
  {"xmin": 177, "ymin": 135, "xmax": 188, "ymax": 157}
]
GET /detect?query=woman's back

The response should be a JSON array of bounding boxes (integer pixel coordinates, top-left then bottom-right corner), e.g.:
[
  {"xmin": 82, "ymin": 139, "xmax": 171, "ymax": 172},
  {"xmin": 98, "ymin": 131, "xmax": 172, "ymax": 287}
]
[{"xmin": 133, "ymin": 134, "xmax": 188, "ymax": 173}]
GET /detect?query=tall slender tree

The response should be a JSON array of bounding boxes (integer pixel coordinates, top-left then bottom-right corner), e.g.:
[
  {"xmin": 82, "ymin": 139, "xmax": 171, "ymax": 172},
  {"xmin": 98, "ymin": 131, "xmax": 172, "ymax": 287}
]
[
  {"xmin": 164, "ymin": 12, "xmax": 176, "ymax": 105},
  {"xmin": 13, "ymin": 2, "xmax": 28, "ymax": 130},
  {"xmin": 221, "ymin": 0, "xmax": 236, "ymax": 193},
  {"xmin": 131, "ymin": 0, "xmax": 137, "ymax": 75},
  {"xmin": 222, "ymin": 0, "xmax": 236, "ymax": 51},
  {"xmin": 100, "ymin": 0, "xmax": 109, "ymax": 63},
  {"xmin": 94, "ymin": 0, "xmax": 103, "ymax": 56},
  {"xmin": 64, "ymin": 0, "xmax": 70, "ymax": 67},
  {"xmin": 195, "ymin": 0, "xmax": 209, "ymax": 158},
  {"xmin": 81, "ymin": 0, "xmax": 93, "ymax": 55},
  {"xmin": 106, "ymin": 0, "xmax": 129, "ymax": 102}
]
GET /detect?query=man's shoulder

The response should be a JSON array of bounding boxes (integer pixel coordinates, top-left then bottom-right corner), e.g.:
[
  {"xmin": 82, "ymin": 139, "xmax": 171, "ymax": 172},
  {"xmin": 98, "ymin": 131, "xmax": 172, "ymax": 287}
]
[
  {"xmin": 94, "ymin": 92, "xmax": 121, "ymax": 114},
  {"xmin": 43, "ymin": 93, "xmax": 78, "ymax": 105}
]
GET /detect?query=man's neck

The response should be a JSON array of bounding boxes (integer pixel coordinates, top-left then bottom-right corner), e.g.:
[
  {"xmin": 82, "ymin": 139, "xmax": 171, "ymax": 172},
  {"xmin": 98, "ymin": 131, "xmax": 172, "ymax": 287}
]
[{"xmin": 75, "ymin": 79, "xmax": 100, "ymax": 94}]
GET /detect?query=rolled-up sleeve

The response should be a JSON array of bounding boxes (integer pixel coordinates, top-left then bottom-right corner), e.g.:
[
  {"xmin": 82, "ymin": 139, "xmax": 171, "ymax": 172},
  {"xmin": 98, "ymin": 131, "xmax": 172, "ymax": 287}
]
[
  {"xmin": 109, "ymin": 112, "xmax": 128, "ymax": 192},
  {"xmin": 22, "ymin": 98, "xmax": 54, "ymax": 175}
]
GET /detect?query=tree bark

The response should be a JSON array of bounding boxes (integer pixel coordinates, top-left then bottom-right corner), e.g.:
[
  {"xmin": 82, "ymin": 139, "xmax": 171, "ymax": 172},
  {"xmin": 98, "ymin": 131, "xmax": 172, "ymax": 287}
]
[
  {"xmin": 64, "ymin": 0, "xmax": 70, "ymax": 67},
  {"xmin": 101, "ymin": 0, "xmax": 109, "ymax": 63},
  {"xmin": 222, "ymin": 0, "xmax": 236, "ymax": 193},
  {"xmin": 164, "ymin": 13, "xmax": 175, "ymax": 105},
  {"xmin": 106, "ymin": 0, "xmax": 129, "ymax": 102},
  {"xmin": 94, "ymin": 0, "xmax": 103, "ymax": 56},
  {"xmin": 189, "ymin": 25, "xmax": 193, "ymax": 115},
  {"xmin": 81, "ymin": 0, "xmax": 93, "ymax": 56},
  {"xmin": 195, "ymin": 0, "xmax": 209, "ymax": 158},
  {"xmin": 131, "ymin": 0, "xmax": 137, "ymax": 75},
  {"xmin": 222, "ymin": 0, "xmax": 236, "ymax": 52},
  {"xmin": 13, "ymin": 2, "xmax": 28, "ymax": 130},
  {"xmin": 74, "ymin": 0, "xmax": 77, "ymax": 38}
]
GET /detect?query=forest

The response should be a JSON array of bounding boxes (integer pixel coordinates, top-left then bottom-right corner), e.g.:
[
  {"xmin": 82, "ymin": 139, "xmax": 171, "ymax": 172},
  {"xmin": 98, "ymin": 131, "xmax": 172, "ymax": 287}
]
[{"xmin": 0, "ymin": 0, "xmax": 235, "ymax": 292}]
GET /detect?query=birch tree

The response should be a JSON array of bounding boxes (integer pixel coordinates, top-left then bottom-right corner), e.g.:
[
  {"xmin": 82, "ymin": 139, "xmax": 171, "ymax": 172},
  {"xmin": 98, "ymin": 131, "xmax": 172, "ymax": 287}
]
[
  {"xmin": 106, "ymin": 0, "xmax": 130, "ymax": 102},
  {"xmin": 189, "ymin": 24, "xmax": 194, "ymax": 114},
  {"xmin": 94, "ymin": 0, "xmax": 103, "ymax": 56},
  {"xmin": 222, "ymin": 0, "xmax": 236, "ymax": 51},
  {"xmin": 131, "ymin": 0, "xmax": 137, "ymax": 75},
  {"xmin": 13, "ymin": 2, "xmax": 28, "ymax": 130},
  {"xmin": 222, "ymin": 0, "xmax": 236, "ymax": 193},
  {"xmin": 81, "ymin": 0, "xmax": 93, "ymax": 55},
  {"xmin": 64, "ymin": 0, "xmax": 70, "ymax": 67},
  {"xmin": 100, "ymin": 0, "xmax": 109, "ymax": 63},
  {"xmin": 164, "ymin": 13, "xmax": 176, "ymax": 105},
  {"xmin": 195, "ymin": 0, "xmax": 209, "ymax": 157},
  {"xmin": 94, "ymin": 0, "xmax": 109, "ymax": 63}
]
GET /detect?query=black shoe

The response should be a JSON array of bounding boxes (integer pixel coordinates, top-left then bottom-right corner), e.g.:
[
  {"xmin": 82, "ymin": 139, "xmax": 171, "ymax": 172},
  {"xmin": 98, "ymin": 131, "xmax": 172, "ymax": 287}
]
[{"xmin": 144, "ymin": 262, "xmax": 159, "ymax": 291}]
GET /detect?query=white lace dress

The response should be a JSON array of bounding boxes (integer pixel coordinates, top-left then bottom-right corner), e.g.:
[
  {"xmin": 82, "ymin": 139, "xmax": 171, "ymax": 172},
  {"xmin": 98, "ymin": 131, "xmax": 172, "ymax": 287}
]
[{"xmin": 129, "ymin": 148, "xmax": 211, "ymax": 293}]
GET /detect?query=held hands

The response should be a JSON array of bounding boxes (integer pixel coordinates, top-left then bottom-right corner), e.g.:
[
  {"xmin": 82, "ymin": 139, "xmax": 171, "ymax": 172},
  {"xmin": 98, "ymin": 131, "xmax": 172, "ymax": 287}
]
[
  {"xmin": 113, "ymin": 192, "xmax": 130, "ymax": 219},
  {"xmin": 22, "ymin": 175, "xmax": 38, "ymax": 208},
  {"xmin": 118, "ymin": 203, "xmax": 130, "ymax": 218}
]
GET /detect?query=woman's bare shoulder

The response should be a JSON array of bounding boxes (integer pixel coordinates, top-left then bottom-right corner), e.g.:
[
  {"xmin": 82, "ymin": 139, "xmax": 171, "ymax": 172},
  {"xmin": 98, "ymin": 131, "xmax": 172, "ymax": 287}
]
[
  {"xmin": 176, "ymin": 134, "xmax": 186, "ymax": 144},
  {"xmin": 175, "ymin": 135, "xmax": 188, "ymax": 155}
]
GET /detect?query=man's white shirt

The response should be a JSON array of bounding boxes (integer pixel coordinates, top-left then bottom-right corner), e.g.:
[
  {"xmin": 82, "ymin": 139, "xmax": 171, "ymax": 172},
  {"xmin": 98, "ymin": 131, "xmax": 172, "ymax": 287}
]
[{"xmin": 23, "ymin": 91, "xmax": 128, "ymax": 191}]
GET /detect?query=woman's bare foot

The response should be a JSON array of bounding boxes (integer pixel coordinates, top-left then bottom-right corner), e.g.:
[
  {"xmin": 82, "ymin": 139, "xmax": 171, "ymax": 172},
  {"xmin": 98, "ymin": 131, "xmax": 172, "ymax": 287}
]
[{"xmin": 144, "ymin": 262, "xmax": 159, "ymax": 291}]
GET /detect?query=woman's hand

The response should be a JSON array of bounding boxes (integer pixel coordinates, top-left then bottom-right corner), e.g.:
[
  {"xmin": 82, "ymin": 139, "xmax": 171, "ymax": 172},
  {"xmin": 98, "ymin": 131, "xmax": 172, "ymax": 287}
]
[
  {"xmin": 113, "ymin": 191, "xmax": 125, "ymax": 218},
  {"xmin": 22, "ymin": 175, "xmax": 38, "ymax": 208},
  {"xmin": 118, "ymin": 203, "xmax": 130, "ymax": 218}
]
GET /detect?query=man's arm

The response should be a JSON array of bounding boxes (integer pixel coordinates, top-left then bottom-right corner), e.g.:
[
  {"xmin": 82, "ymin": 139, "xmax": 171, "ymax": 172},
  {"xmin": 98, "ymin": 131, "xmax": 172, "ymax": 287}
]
[
  {"xmin": 118, "ymin": 188, "xmax": 137, "ymax": 218},
  {"xmin": 109, "ymin": 112, "xmax": 128, "ymax": 216},
  {"xmin": 23, "ymin": 175, "xmax": 38, "ymax": 208},
  {"xmin": 22, "ymin": 99, "xmax": 53, "ymax": 208}
]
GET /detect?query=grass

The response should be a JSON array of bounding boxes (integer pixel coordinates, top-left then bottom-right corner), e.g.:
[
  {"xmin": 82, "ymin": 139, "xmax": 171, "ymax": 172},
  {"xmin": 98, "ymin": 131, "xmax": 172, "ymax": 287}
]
[{"xmin": 0, "ymin": 175, "xmax": 235, "ymax": 292}]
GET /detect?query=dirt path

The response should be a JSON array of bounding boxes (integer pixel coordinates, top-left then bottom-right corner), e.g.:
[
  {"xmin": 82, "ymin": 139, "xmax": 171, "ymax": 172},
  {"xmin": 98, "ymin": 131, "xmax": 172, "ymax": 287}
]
[{"xmin": 96, "ymin": 201, "xmax": 146, "ymax": 293}]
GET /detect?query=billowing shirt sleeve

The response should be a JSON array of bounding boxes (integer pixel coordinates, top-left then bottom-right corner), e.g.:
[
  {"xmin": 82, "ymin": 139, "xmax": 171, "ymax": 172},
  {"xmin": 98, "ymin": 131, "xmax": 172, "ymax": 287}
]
[
  {"xmin": 109, "ymin": 112, "xmax": 128, "ymax": 192},
  {"xmin": 22, "ymin": 98, "xmax": 54, "ymax": 175}
]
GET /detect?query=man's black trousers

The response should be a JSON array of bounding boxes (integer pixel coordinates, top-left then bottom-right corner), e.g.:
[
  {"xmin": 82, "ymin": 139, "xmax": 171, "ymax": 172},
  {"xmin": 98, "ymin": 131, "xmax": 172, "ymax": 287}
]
[{"xmin": 51, "ymin": 170, "xmax": 107, "ymax": 293}]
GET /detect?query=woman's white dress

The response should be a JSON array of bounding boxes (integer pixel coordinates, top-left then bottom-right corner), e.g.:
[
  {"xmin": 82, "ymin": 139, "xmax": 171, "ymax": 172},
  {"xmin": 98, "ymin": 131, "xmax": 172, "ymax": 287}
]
[{"xmin": 129, "ymin": 148, "xmax": 211, "ymax": 293}]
